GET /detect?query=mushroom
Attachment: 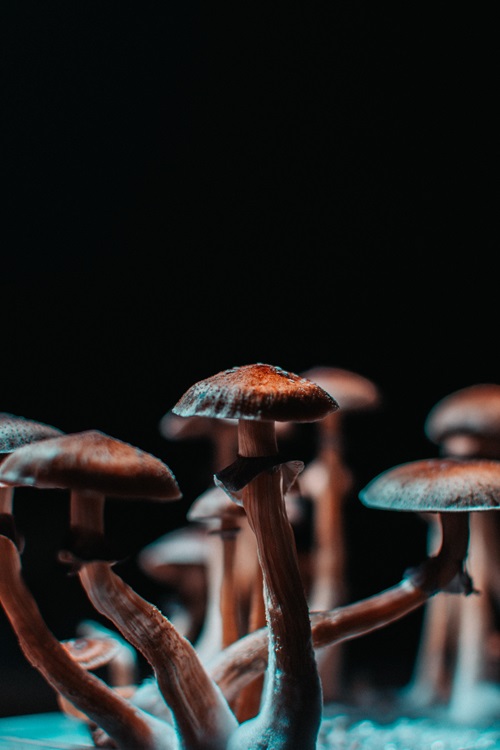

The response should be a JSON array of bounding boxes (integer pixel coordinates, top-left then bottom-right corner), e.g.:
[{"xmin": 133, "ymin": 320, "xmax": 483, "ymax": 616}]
[
  {"xmin": 138, "ymin": 524, "xmax": 209, "ymax": 643},
  {"xmin": 405, "ymin": 383, "xmax": 500, "ymax": 721},
  {"xmin": 172, "ymin": 362, "xmax": 338, "ymax": 750},
  {"xmin": 299, "ymin": 366, "xmax": 381, "ymax": 702},
  {"xmin": 0, "ymin": 412, "xmax": 64, "ymax": 541},
  {"xmin": 186, "ymin": 485, "xmax": 247, "ymax": 661},
  {"xmin": 0, "ymin": 429, "xmax": 238, "ymax": 750},
  {"xmin": 75, "ymin": 619, "xmax": 139, "ymax": 688},
  {"xmin": 0, "ymin": 532, "xmax": 177, "ymax": 749},
  {"xmin": 204, "ymin": 456, "xmax": 479, "ymax": 707}
]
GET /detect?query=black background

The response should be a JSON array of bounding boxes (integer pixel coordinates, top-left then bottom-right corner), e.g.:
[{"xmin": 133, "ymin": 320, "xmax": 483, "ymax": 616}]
[{"xmin": 1, "ymin": 3, "xmax": 497, "ymax": 717}]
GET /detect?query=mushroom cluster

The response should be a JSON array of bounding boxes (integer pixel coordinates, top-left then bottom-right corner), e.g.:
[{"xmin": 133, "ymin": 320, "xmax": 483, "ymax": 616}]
[{"xmin": 0, "ymin": 369, "xmax": 499, "ymax": 749}]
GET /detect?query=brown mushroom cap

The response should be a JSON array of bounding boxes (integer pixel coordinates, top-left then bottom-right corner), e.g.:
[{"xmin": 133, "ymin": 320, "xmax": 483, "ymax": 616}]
[
  {"xmin": 300, "ymin": 366, "xmax": 381, "ymax": 412},
  {"xmin": 172, "ymin": 363, "xmax": 339, "ymax": 423},
  {"xmin": 0, "ymin": 429, "xmax": 181, "ymax": 501},
  {"xmin": 425, "ymin": 384, "xmax": 500, "ymax": 444},
  {"xmin": 0, "ymin": 412, "xmax": 64, "ymax": 456},
  {"xmin": 359, "ymin": 457, "xmax": 500, "ymax": 512}
]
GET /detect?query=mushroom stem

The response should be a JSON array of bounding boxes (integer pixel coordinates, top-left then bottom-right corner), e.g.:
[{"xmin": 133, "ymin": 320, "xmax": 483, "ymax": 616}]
[
  {"xmin": 0, "ymin": 485, "xmax": 14, "ymax": 514},
  {"xmin": 209, "ymin": 511, "xmax": 470, "ymax": 703},
  {"xmin": 71, "ymin": 490, "xmax": 105, "ymax": 532},
  {"xmin": 193, "ymin": 529, "xmax": 226, "ymax": 662},
  {"xmin": 0, "ymin": 536, "xmax": 175, "ymax": 750},
  {"xmin": 219, "ymin": 522, "xmax": 242, "ymax": 649},
  {"xmin": 448, "ymin": 511, "xmax": 495, "ymax": 720},
  {"xmin": 79, "ymin": 560, "xmax": 238, "ymax": 750},
  {"xmin": 227, "ymin": 419, "xmax": 322, "ymax": 750}
]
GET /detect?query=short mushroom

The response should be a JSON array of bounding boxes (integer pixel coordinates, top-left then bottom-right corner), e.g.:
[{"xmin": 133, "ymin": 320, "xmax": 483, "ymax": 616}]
[
  {"xmin": 172, "ymin": 362, "xmax": 338, "ymax": 750},
  {"xmin": 0, "ymin": 429, "xmax": 238, "ymax": 750}
]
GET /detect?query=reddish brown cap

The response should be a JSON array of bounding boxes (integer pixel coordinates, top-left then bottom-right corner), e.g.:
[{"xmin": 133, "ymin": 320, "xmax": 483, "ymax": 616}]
[
  {"xmin": 359, "ymin": 457, "xmax": 500, "ymax": 512},
  {"xmin": 0, "ymin": 413, "xmax": 64, "ymax": 455},
  {"xmin": 300, "ymin": 367, "xmax": 381, "ymax": 412},
  {"xmin": 0, "ymin": 430, "xmax": 181, "ymax": 501},
  {"xmin": 425, "ymin": 384, "xmax": 500, "ymax": 444},
  {"xmin": 172, "ymin": 363, "xmax": 339, "ymax": 423}
]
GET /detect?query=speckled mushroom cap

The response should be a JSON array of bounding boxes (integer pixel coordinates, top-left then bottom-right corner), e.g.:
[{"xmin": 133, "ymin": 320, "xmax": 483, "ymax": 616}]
[
  {"xmin": 172, "ymin": 363, "xmax": 339, "ymax": 423},
  {"xmin": 425, "ymin": 384, "xmax": 500, "ymax": 444},
  {"xmin": 359, "ymin": 457, "xmax": 500, "ymax": 513},
  {"xmin": 0, "ymin": 413, "xmax": 64, "ymax": 455},
  {"xmin": 0, "ymin": 430, "xmax": 181, "ymax": 501},
  {"xmin": 300, "ymin": 366, "xmax": 381, "ymax": 412}
]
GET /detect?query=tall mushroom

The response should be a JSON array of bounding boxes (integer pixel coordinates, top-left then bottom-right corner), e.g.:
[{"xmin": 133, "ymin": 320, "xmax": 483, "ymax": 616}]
[
  {"xmin": 357, "ymin": 456, "xmax": 500, "ymax": 711},
  {"xmin": 0, "ymin": 429, "xmax": 238, "ymax": 750},
  {"xmin": 186, "ymin": 485, "xmax": 247, "ymax": 661},
  {"xmin": 172, "ymin": 362, "xmax": 339, "ymax": 750},
  {"xmin": 299, "ymin": 366, "xmax": 381, "ymax": 702},
  {"xmin": 405, "ymin": 383, "xmax": 500, "ymax": 721}
]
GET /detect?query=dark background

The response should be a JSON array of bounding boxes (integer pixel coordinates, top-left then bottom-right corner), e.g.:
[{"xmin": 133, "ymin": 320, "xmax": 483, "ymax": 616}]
[{"xmin": 1, "ymin": 3, "xmax": 497, "ymax": 717}]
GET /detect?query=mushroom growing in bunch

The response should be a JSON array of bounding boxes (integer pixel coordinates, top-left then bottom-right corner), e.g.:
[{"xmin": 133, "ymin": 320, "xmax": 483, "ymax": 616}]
[
  {"xmin": 358, "ymin": 456, "xmax": 500, "ymax": 717},
  {"xmin": 405, "ymin": 383, "xmax": 500, "ymax": 721},
  {"xmin": 299, "ymin": 366, "xmax": 381, "ymax": 701},
  {"xmin": 0, "ymin": 429, "xmax": 239, "ymax": 750},
  {"xmin": 172, "ymin": 362, "xmax": 339, "ymax": 749},
  {"xmin": 0, "ymin": 429, "xmax": 184, "ymax": 749}
]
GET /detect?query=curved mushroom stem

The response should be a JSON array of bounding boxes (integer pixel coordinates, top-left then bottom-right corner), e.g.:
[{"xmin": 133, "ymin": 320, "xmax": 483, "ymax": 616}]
[
  {"xmin": 79, "ymin": 561, "xmax": 238, "ymax": 750},
  {"xmin": 227, "ymin": 420, "xmax": 322, "ymax": 750},
  {"xmin": 0, "ymin": 536, "xmax": 176, "ymax": 750},
  {"xmin": 209, "ymin": 511, "xmax": 470, "ymax": 704},
  {"xmin": 68, "ymin": 488, "xmax": 238, "ymax": 750}
]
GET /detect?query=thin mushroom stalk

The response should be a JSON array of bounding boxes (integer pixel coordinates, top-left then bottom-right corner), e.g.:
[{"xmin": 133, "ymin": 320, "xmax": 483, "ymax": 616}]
[
  {"xmin": 72, "ymin": 488, "xmax": 239, "ymax": 750},
  {"xmin": 207, "ymin": 511, "xmax": 471, "ymax": 702},
  {"xmin": 0, "ymin": 535, "xmax": 177, "ymax": 750},
  {"xmin": 225, "ymin": 420, "xmax": 322, "ymax": 750}
]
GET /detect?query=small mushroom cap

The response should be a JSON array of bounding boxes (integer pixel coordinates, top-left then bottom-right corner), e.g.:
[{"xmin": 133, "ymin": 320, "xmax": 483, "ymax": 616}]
[
  {"xmin": 138, "ymin": 525, "xmax": 208, "ymax": 582},
  {"xmin": 0, "ymin": 430, "xmax": 181, "ymax": 501},
  {"xmin": 187, "ymin": 485, "xmax": 246, "ymax": 524},
  {"xmin": 425, "ymin": 384, "xmax": 500, "ymax": 444},
  {"xmin": 0, "ymin": 413, "xmax": 64, "ymax": 455},
  {"xmin": 359, "ymin": 457, "xmax": 500, "ymax": 512},
  {"xmin": 172, "ymin": 363, "xmax": 339, "ymax": 423},
  {"xmin": 300, "ymin": 367, "xmax": 381, "ymax": 412}
]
